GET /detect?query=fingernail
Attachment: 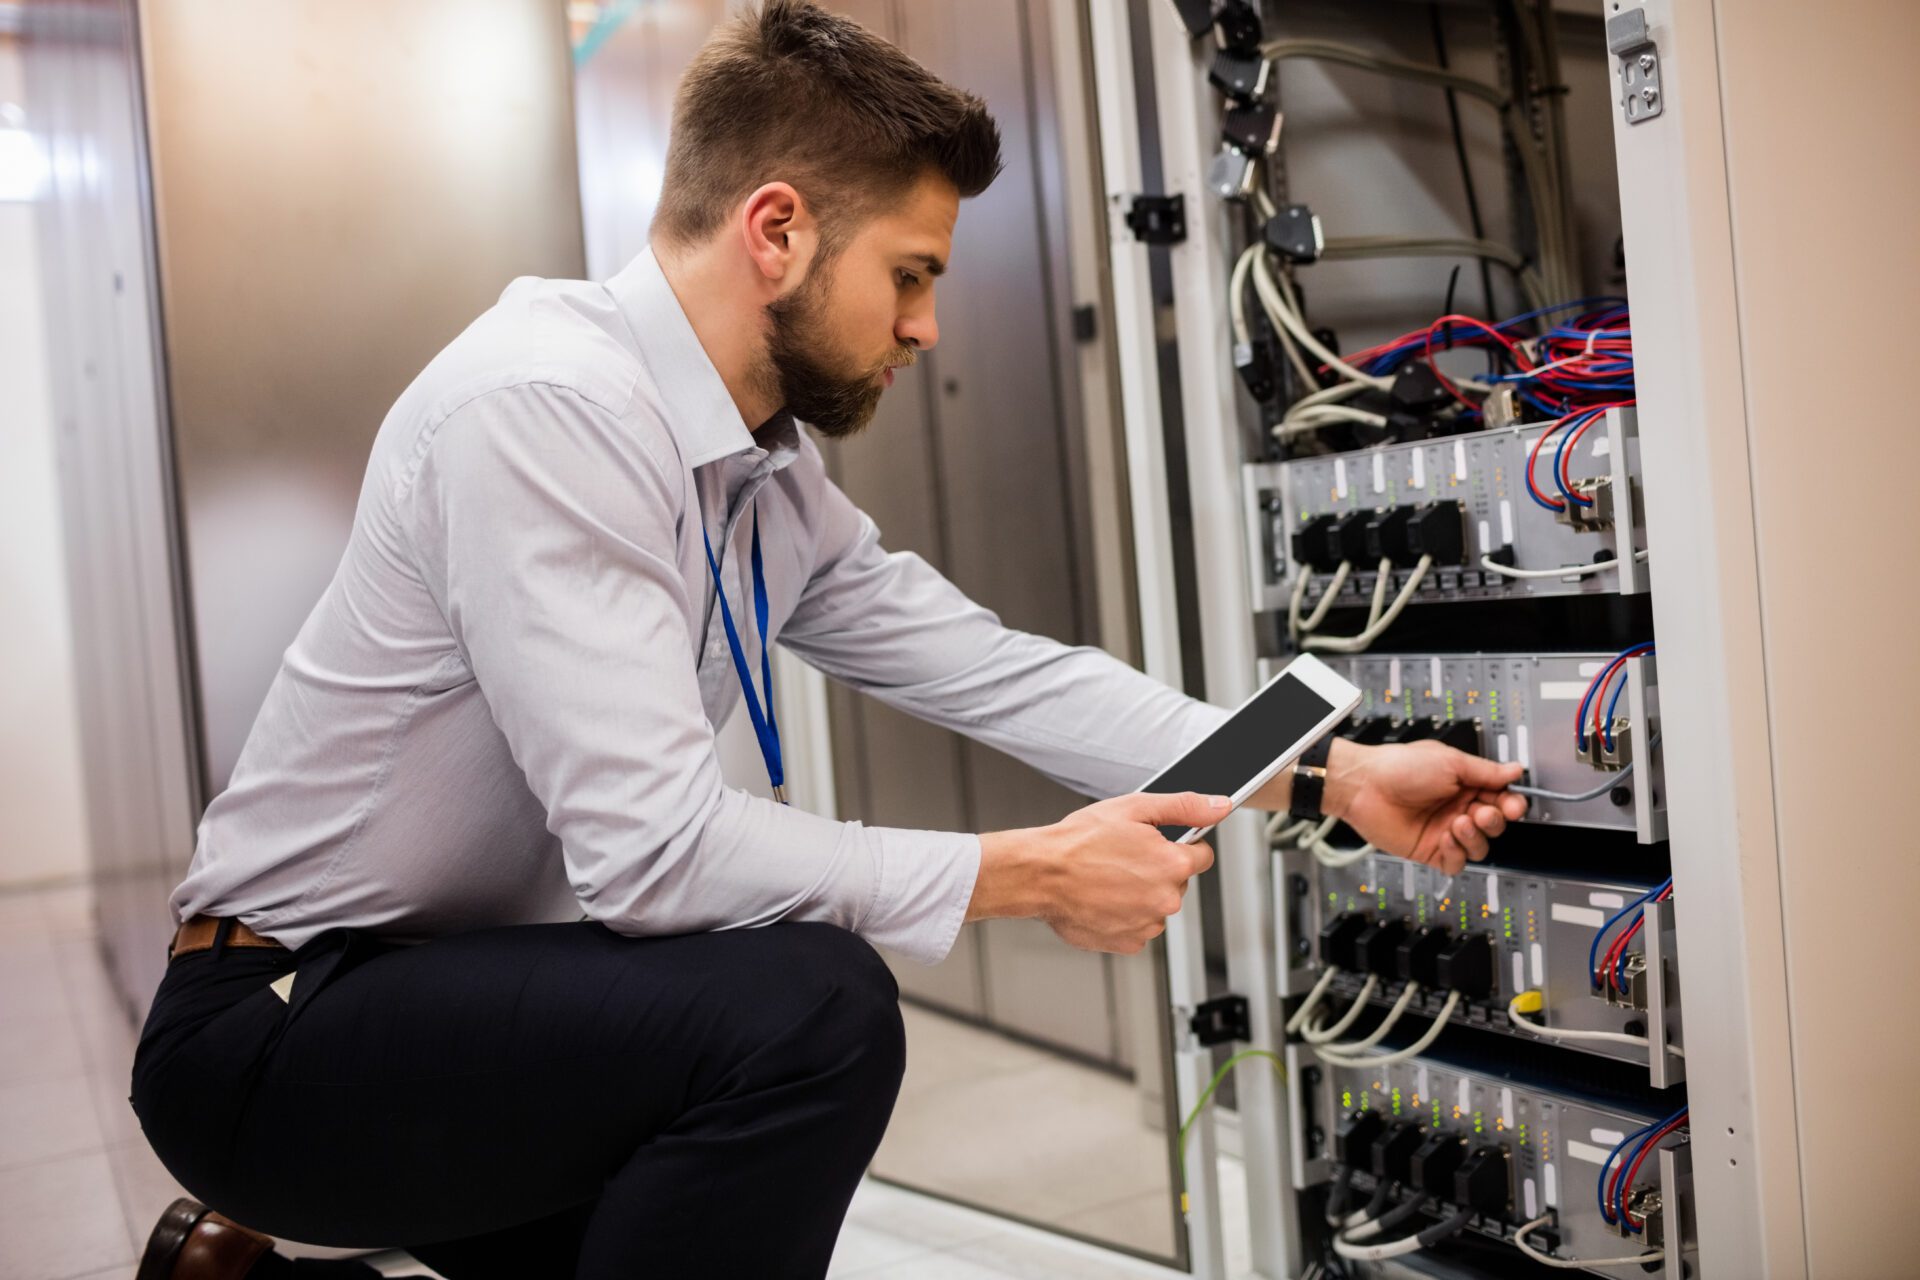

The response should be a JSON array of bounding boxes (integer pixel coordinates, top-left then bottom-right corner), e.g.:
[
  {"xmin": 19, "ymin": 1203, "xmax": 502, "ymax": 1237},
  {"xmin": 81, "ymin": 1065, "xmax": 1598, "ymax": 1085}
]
[{"xmin": 1210, "ymin": 795, "xmax": 1229, "ymax": 809}]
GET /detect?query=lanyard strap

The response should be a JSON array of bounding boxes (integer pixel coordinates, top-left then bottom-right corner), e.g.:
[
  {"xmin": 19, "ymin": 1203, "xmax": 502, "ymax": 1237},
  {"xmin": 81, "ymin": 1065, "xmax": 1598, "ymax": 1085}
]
[{"xmin": 703, "ymin": 507, "xmax": 787, "ymax": 803}]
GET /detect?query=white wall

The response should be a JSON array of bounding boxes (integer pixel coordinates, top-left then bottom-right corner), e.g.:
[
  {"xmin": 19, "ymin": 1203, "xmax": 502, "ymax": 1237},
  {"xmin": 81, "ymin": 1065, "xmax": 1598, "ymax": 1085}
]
[{"xmin": 0, "ymin": 35, "xmax": 91, "ymax": 886}]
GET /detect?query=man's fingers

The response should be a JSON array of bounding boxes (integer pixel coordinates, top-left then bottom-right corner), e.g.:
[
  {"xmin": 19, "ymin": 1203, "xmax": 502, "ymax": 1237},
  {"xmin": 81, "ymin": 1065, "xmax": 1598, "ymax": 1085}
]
[
  {"xmin": 1470, "ymin": 802, "xmax": 1507, "ymax": 838},
  {"xmin": 1120, "ymin": 790, "xmax": 1230, "ymax": 832},
  {"xmin": 1451, "ymin": 752, "xmax": 1527, "ymax": 792},
  {"xmin": 1499, "ymin": 792, "xmax": 1529, "ymax": 820},
  {"xmin": 1186, "ymin": 839, "xmax": 1216, "ymax": 877},
  {"xmin": 1451, "ymin": 814, "xmax": 1491, "ymax": 862}
]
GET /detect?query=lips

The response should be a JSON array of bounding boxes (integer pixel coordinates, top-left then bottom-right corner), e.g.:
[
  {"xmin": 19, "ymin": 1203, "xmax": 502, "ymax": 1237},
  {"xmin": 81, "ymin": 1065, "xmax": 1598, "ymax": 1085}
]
[{"xmin": 884, "ymin": 367, "xmax": 895, "ymax": 387}]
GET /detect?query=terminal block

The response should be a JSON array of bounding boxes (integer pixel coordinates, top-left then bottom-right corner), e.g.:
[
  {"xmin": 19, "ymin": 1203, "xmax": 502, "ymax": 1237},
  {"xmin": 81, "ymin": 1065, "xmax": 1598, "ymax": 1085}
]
[
  {"xmin": 1611, "ymin": 1187, "xmax": 1665, "ymax": 1248},
  {"xmin": 1604, "ymin": 951, "xmax": 1650, "ymax": 1011},
  {"xmin": 1577, "ymin": 720, "xmax": 1634, "ymax": 771},
  {"xmin": 1554, "ymin": 474, "xmax": 1616, "ymax": 532}
]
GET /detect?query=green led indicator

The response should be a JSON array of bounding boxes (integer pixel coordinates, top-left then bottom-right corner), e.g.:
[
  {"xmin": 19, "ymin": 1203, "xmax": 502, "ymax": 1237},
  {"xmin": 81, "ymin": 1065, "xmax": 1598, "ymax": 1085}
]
[
  {"xmin": 1342, "ymin": 1089, "xmax": 1353, "ymax": 1109},
  {"xmin": 1503, "ymin": 905, "xmax": 1514, "ymax": 940},
  {"xmin": 1433, "ymin": 1099, "xmax": 1442, "ymax": 1125},
  {"xmin": 1473, "ymin": 1108, "xmax": 1485, "ymax": 1135},
  {"xmin": 1391, "ymin": 1087, "xmax": 1402, "ymax": 1116},
  {"xmin": 1490, "ymin": 689, "xmax": 1501, "ymax": 723},
  {"xmin": 1445, "ymin": 691, "xmax": 1455, "ymax": 719},
  {"xmin": 1329, "ymin": 891, "xmax": 1337, "ymax": 904}
]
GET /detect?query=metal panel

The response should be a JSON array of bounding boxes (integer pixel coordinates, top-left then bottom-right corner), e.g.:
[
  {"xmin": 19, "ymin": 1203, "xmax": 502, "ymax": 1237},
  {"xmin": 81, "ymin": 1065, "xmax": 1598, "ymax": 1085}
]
[
  {"xmin": 138, "ymin": 0, "xmax": 586, "ymax": 795},
  {"xmin": 24, "ymin": 0, "xmax": 203, "ymax": 1016}
]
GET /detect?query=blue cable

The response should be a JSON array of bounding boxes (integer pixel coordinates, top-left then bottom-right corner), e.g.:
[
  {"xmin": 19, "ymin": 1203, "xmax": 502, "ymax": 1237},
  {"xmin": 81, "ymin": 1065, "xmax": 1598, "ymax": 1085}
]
[
  {"xmin": 1550, "ymin": 406, "xmax": 1610, "ymax": 507},
  {"xmin": 1578, "ymin": 643, "xmax": 1653, "ymax": 749},
  {"xmin": 1613, "ymin": 1106, "xmax": 1690, "ymax": 1229},
  {"xmin": 1611, "ymin": 878, "xmax": 1674, "ymax": 994},
  {"xmin": 1600, "ymin": 642, "xmax": 1656, "ymax": 749},
  {"xmin": 1596, "ymin": 1115, "xmax": 1656, "ymax": 1225},
  {"xmin": 1588, "ymin": 883, "xmax": 1661, "ymax": 992}
]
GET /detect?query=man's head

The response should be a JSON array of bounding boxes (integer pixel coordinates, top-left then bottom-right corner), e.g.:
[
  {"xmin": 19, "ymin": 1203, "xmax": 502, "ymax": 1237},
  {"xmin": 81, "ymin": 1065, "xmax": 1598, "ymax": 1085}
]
[{"xmin": 652, "ymin": 1, "xmax": 1002, "ymax": 436}]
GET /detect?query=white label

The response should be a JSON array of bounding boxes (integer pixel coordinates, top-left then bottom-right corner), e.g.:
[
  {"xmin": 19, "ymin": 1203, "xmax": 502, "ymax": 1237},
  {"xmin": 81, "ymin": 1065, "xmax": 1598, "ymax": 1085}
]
[
  {"xmin": 1403, "ymin": 862, "xmax": 1416, "ymax": 901},
  {"xmin": 1458, "ymin": 1079, "xmax": 1472, "ymax": 1113},
  {"xmin": 1511, "ymin": 952, "xmax": 1526, "ymax": 996},
  {"xmin": 1500, "ymin": 1088, "xmax": 1514, "ymax": 1129},
  {"xmin": 1545, "ymin": 1162, "xmax": 1560, "ymax": 1207},
  {"xmin": 1417, "ymin": 1065, "xmax": 1431, "ymax": 1099},
  {"xmin": 1388, "ymin": 657, "xmax": 1403, "ymax": 698},
  {"xmin": 1524, "ymin": 1176, "xmax": 1539, "ymax": 1220},
  {"xmin": 1589, "ymin": 891, "xmax": 1627, "ymax": 910},
  {"xmin": 1486, "ymin": 875, "xmax": 1501, "ymax": 912},
  {"xmin": 1565, "ymin": 1139, "xmax": 1613, "ymax": 1166},
  {"xmin": 1496, "ymin": 732, "xmax": 1511, "ymax": 763},
  {"xmin": 1577, "ymin": 661, "xmax": 1607, "ymax": 677},
  {"xmin": 1539, "ymin": 681, "xmax": 1589, "ymax": 701},
  {"xmin": 1428, "ymin": 657, "xmax": 1442, "ymax": 696},
  {"xmin": 1477, "ymin": 518, "xmax": 1492, "ymax": 550},
  {"xmin": 1530, "ymin": 941, "xmax": 1545, "ymax": 985},
  {"xmin": 1552, "ymin": 902, "xmax": 1607, "ymax": 928},
  {"xmin": 1372, "ymin": 452, "xmax": 1386, "ymax": 494},
  {"xmin": 1591, "ymin": 1127, "xmax": 1628, "ymax": 1147},
  {"xmin": 1499, "ymin": 498, "xmax": 1515, "ymax": 545},
  {"xmin": 1411, "ymin": 449, "xmax": 1426, "ymax": 490},
  {"xmin": 1335, "ymin": 457, "xmax": 1349, "ymax": 499},
  {"xmin": 1517, "ymin": 724, "xmax": 1532, "ymax": 768},
  {"xmin": 1592, "ymin": 436, "xmax": 1612, "ymax": 458},
  {"xmin": 1454, "ymin": 439, "xmax": 1468, "ymax": 480}
]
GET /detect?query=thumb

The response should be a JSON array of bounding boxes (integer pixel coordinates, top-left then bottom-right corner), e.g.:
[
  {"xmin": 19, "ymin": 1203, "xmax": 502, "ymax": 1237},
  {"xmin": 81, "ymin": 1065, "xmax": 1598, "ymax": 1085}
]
[
  {"xmin": 1120, "ymin": 790, "xmax": 1231, "ymax": 832},
  {"xmin": 1450, "ymin": 750, "xmax": 1525, "ymax": 790}
]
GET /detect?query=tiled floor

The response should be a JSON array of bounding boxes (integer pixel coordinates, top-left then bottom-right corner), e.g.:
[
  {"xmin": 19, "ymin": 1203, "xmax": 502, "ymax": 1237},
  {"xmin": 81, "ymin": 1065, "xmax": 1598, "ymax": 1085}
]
[{"xmin": 0, "ymin": 882, "xmax": 1247, "ymax": 1279}]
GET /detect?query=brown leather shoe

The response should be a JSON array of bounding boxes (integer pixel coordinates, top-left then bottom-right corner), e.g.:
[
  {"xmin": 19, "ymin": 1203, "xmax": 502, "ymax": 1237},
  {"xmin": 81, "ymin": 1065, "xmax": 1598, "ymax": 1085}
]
[{"xmin": 137, "ymin": 1198, "xmax": 275, "ymax": 1279}]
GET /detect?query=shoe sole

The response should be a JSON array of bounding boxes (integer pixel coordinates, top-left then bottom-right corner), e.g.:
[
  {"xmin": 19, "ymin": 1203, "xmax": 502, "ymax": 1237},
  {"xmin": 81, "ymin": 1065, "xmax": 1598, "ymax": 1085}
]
[{"xmin": 136, "ymin": 1197, "xmax": 208, "ymax": 1280}]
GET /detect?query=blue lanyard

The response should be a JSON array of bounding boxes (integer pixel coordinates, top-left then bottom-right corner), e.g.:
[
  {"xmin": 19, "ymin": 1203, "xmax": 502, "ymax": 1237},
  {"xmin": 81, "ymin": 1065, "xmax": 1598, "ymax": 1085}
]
[{"xmin": 702, "ymin": 507, "xmax": 786, "ymax": 804}]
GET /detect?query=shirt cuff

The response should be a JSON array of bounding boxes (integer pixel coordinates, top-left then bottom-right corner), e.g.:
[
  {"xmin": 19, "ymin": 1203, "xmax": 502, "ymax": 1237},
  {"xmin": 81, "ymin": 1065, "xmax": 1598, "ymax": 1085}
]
[{"xmin": 857, "ymin": 825, "xmax": 981, "ymax": 966}]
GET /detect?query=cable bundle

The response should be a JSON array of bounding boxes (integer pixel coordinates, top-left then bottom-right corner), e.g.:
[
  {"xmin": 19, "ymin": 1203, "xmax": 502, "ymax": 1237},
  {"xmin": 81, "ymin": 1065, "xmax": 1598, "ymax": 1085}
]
[
  {"xmin": 1597, "ymin": 1106, "xmax": 1689, "ymax": 1233},
  {"xmin": 1577, "ymin": 642, "xmax": 1654, "ymax": 756},
  {"xmin": 1589, "ymin": 877, "xmax": 1673, "ymax": 1000}
]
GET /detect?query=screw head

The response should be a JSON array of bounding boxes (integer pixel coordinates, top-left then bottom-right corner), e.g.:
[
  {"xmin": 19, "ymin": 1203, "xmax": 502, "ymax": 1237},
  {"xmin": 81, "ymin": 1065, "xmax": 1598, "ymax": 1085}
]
[
  {"xmin": 1642, "ymin": 86, "xmax": 1660, "ymax": 105},
  {"xmin": 1638, "ymin": 53, "xmax": 1656, "ymax": 72}
]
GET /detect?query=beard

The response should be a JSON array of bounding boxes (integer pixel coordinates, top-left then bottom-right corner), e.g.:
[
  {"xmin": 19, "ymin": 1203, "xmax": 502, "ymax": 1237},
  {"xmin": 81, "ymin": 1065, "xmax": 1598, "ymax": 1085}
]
[{"xmin": 760, "ymin": 263, "xmax": 915, "ymax": 439}]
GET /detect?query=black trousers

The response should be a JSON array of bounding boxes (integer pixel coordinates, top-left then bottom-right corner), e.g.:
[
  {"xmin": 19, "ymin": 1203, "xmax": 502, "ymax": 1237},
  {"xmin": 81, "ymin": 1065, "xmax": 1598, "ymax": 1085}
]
[{"xmin": 129, "ymin": 920, "xmax": 907, "ymax": 1279}]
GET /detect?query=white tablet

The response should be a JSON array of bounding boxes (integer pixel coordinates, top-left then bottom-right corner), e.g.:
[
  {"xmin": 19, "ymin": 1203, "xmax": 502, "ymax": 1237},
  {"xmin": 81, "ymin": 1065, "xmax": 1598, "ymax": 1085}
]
[{"xmin": 1138, "ymin": 653, "xmax": 1363, "ymax": 843}]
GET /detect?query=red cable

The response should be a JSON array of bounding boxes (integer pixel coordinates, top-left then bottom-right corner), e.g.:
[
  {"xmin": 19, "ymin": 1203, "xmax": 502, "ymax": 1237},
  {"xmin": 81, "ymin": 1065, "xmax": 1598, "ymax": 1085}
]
[
  {"xmin": 1557, "ymin": 399, "xmax": 1636, "ymax": 505},
  {"xmin": 1422, "ymin": 313, "xmax": 1527, "ymax": 408},
  {"xmin": 1616, "ymin": 1115, "xmax": 1688, "ymax": 1228},
  {"xmin": 1526, "ymin": 416, "xmax": 1571, "ymax": 511}
]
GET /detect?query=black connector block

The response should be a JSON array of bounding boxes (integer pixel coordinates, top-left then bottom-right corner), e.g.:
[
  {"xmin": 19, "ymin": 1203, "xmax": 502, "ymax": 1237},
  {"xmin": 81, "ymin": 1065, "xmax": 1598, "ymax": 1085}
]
[
  {"xmin": 1319, "ymin": 912, "xmax": 1369, "ymax": 972},
  {"xmin": 1436, "ymin": 718, "xmax": 1483, "ymax": 756},
  {"xmin": 1435, "ymin": 932, "xmax": 1495, "ymax": 999},
  {"xmin": 1212, "ymin": 0, "xmax": 1264, "ymax": 56},
  {"xmin": 1405, "ymin": 500, "xmax": 1467, "ymax": 566},
  {"xmin": 1373, "ymin": 1122, "xmax": 1425, "ymax": 1185},
  {"xmin": 1234, "ymin": 334, "xmax": 1276, "ymax": 404},
  {"xmin": 1364, "ymin": 506, "xmax": 1417, "ymax": 567},
  {"xmin": 1335, "ymin": 1109, "xmax": 1385, "ymax": 1169},
  {"xmin": 1263, "ymin": 203, "xmax": 1322, "ymax": 264},
  {"xmin": 1207, "ymin": 50, "xmax": 1268, "ymax": 103},
  {"xmin": 1292, "ymin": 515, "xmax": 1342, "ymax": 574},
  {"xmin": 1354, "ymin": 917, "xmax": 1410, "ymax": 979},
  {"xmin": 1343, "ymin": 716, "xmax": 1393, "ymax": 745},
  {"xmin": 1409, "ymin": 1132, "xmax": 1465, "ymax": 1195},
  {"xmin": 1331, "ymin": 510, "xmax": 1377, "ymax": 566},
  {"xmin": 1222, "ymin": 103, "xmax": 1281, "ymax": 157},
  {"xmin": 1453, "ymin": 1146, "xmax": 1511, "ymax": 1218},
  {"xmin": 1396, "ymin": 925, "xmax": 1451, "ymax": 989},
  {"xmin": 1385, "ymin": 717, "xmax": 1436, "ymax": 744}
]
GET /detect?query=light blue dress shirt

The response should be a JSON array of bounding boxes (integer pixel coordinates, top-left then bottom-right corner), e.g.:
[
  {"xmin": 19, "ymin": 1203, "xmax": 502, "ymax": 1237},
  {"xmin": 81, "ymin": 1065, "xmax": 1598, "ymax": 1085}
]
[{"xmin": 170, "ymin": 248, "xmax": 1225, "ymax": 965}]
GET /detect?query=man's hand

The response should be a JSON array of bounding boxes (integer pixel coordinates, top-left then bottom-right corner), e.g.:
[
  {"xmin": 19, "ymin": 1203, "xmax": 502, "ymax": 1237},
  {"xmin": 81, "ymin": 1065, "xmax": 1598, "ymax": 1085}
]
[
  {"xmin": 970, "ymin": 791, "xmax": 1225, "ymax": 954},
  {"xmin": 1322, "ymin": 738, "xmax": 1528, "ymax": 874}
]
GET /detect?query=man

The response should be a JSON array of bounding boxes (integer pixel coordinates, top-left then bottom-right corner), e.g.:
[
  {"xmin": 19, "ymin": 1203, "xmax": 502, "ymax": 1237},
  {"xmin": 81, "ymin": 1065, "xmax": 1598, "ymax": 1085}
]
[{"xmin": 131, "ymin": 4, "xmax": 1528, "ymax": 1277}]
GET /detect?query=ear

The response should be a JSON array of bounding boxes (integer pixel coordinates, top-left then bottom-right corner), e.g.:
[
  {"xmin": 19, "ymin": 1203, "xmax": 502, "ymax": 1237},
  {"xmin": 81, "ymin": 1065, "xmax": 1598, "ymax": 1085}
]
[{"xmin": 740, "ymin": 181, "xmax": 817, "ymax": 286}]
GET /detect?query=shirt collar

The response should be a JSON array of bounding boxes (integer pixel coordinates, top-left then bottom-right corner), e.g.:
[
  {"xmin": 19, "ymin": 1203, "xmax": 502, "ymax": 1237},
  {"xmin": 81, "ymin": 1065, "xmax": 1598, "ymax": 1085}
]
[{"xmin": 607, "ymin": 245, "xmax": 772, "ymax": 471}]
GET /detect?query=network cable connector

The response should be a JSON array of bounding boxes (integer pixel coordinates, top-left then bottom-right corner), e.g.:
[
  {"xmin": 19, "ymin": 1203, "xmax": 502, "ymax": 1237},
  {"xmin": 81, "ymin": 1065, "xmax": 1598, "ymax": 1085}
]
[
  {"xmin": 1281, "ymin": 853, "xmax": 1686, "ymax": 1082},
  {"xmin": 1244, "ymin": 409, "xmax": 1650, "ymax": 615},
  {"xmin": 1290, "ymin": 1049, "xmax": 1694, "ymax": 1275},
  {"xmin": 1286, "ymin": 652, "xmax": 1667, "ymax": 839}
]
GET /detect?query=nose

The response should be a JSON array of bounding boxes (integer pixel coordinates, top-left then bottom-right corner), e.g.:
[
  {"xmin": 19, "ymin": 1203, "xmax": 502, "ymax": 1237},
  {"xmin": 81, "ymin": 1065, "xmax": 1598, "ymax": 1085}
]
[{"xmin": 896, "ymin": 296, "xmax": 938, "ymax": 353}]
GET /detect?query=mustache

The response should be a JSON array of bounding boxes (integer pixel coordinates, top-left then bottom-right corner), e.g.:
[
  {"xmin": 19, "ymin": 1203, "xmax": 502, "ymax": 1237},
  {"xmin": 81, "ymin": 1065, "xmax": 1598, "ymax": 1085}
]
[{"xmin": 885, "ymin": 346, "xmax": 917, "ymax": 371}]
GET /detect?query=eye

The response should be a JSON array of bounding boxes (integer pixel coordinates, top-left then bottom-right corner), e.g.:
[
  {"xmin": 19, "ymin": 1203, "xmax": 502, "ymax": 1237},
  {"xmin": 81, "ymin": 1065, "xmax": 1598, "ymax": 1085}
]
[{"xmin": 897, "ymin": 269, "xmax": 920, "ymax": 289}]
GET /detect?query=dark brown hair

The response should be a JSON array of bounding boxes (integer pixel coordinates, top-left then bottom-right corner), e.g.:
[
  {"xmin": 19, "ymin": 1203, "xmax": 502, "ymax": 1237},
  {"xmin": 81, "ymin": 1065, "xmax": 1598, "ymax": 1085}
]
[{"xmin": 652, "ymin": 0, "xmax": 1003, "ymax": 251}]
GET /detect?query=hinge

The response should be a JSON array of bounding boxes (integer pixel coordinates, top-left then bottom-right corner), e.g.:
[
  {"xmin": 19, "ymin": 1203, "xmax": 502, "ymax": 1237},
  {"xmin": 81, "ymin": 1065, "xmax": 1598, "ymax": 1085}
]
[
  {"xmin": 1125, "ymin": 193, "xmax": 1187, "ymax": 245},
  {"xmin": 1606, "ymin": 9, "xmax": 1663, "ymax": 125},
  {"xmin": 1190, "ymin": 994, "xmax": 1250, "ymax": 1046}
]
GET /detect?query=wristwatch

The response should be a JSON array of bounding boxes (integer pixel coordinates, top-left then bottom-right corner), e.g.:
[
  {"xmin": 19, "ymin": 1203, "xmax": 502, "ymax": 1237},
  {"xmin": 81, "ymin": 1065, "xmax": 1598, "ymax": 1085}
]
[{"xmin": 1288, "ymin": 734, "xmax": 1335, "ymax": 821}]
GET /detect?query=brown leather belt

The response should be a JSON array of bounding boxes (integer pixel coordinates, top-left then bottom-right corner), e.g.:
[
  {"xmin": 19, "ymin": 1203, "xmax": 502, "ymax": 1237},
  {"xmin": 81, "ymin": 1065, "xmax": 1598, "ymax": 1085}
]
[{"xmin": 170, "ymin": 915, "xmax": 286, "ymax": 959}]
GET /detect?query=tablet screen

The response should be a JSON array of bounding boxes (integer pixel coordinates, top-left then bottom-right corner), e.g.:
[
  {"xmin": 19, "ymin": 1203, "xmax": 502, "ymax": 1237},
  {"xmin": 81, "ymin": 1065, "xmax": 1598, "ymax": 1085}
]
[{"xmin": 1142, "ymin": 672, "xmax": 1341, "ymax": 840}]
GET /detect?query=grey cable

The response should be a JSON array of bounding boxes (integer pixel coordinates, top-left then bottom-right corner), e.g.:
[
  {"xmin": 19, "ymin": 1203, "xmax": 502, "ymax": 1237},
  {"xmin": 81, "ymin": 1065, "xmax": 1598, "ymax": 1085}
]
[{"xmin": 1510, "ymin": 761, "xmax": 1634, "ymax": 803}]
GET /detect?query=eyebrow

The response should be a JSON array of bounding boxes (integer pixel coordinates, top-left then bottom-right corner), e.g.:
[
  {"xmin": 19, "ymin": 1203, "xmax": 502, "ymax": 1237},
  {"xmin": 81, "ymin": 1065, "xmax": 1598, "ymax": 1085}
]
[{"xmin": 907, "ymin": 254, "xmax": 947, "ymax": 278}]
